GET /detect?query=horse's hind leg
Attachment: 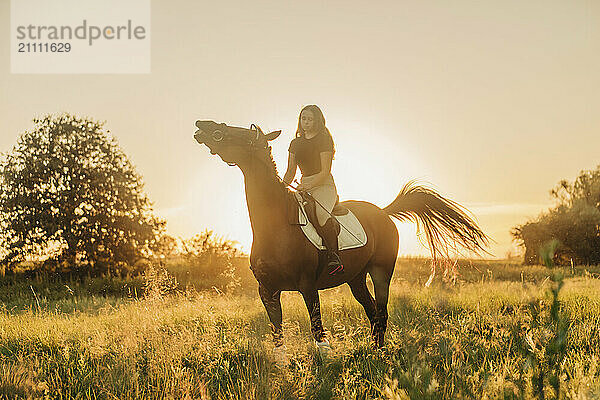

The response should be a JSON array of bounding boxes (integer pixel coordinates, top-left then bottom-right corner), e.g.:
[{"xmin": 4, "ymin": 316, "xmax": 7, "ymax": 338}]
[
  {"xmin": 369, "ymin": 265, "xmax": 393, "ymax": 348},
  {"xmin": 348, "ymin": 273, "xmax": 377, "ymax": 338}
]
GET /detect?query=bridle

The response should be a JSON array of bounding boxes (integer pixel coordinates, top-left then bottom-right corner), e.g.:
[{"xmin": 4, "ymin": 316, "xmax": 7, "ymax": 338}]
[{"xmin": 196, "ymin": 123, "xmax": 270, "ymax": 167}]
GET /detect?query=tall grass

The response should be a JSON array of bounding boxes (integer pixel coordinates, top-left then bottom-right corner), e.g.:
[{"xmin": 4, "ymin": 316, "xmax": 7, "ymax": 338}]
[{"xmin": 0, "ymin": 260, "xmax": 599, "ymax": 399}]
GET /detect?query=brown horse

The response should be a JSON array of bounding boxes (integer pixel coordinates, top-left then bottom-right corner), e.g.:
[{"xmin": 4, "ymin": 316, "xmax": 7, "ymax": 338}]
[{"xmin": 193, "ymin": 121, "xmax": 488, "ymax": 353}]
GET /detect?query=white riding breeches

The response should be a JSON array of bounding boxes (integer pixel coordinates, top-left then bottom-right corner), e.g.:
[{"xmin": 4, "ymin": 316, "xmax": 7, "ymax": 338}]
[{"xmin": 301, "ymin": 173, "xmax": 338, "ymax": 226}]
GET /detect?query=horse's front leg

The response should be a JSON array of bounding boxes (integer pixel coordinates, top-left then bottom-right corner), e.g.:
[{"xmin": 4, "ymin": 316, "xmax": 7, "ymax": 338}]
[
  {"xmin": 258, "ymin": 284, "xmax": 283, "ymax": 347},
  {"xmin": 301, "ymin": 288, "xmax": 331, "ymax": 356}
]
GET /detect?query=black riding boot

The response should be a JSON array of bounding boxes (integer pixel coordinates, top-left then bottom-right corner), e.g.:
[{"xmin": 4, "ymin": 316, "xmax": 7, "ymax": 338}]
[{"xmin": 320, "ymin": 218, "xmax": 344, "ymax": 275}]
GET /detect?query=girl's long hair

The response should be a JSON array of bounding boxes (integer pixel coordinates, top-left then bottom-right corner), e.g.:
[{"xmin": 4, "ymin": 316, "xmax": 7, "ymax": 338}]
[{"xmin": 295, "ymin": 105, "xmax": 335, "ymax": 153}]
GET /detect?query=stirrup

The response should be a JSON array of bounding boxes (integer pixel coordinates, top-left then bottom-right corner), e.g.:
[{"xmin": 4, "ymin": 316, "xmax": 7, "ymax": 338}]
[{"xmin": 327, "ymin": 252, "xmax": 344, "ymax": 275}]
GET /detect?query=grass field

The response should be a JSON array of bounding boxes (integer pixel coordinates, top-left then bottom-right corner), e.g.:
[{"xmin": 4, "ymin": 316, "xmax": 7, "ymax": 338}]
[{"xmin": 1, "ymin": 259, "xmax": 599, "ymax": 399}]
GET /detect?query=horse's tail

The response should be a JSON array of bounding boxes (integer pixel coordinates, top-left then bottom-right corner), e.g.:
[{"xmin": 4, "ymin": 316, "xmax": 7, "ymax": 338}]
[{"xmin": 383, "ymin": 180, "xmax": 489, "ymax": 259}]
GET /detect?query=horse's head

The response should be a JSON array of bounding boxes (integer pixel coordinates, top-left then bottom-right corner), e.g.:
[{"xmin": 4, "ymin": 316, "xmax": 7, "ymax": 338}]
[{"xmin": 194, "ymin": 120, "xmax": 281, "ymax": 167}]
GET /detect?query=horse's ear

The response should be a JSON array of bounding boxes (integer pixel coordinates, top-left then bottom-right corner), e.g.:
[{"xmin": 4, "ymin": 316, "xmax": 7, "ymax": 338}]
[{"xmin": 264, "ymin": 130, "xmax": 282, "ymax": 141}]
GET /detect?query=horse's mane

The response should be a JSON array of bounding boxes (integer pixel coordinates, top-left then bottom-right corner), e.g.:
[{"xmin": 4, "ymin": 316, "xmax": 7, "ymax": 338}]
[
  {"xmin": 257, "ymin": 145, "xmax": 291, "ymax": 195},
  {"xmin": 266, "ymin": 146, "xmax": 279, "ymax": 176}
]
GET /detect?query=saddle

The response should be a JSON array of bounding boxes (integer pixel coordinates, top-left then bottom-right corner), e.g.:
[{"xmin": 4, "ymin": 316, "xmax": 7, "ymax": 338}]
[{"xmin": 287, "ymin": 192, "xmax": 367, "ymax": 251}]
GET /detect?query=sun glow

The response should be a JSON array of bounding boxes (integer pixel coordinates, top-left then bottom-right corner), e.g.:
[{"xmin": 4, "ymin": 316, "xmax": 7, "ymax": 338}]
[
  {"xmin": 165, "ymin": 119, "xmax": 435, "ymax": 256},
  {"xmin": 330, "ymin": 121, "xmax": 430, "ymax": 256}
]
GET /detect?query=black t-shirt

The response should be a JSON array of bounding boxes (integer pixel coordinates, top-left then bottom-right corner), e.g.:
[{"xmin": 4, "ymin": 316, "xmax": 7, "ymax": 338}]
[{"xmin": 288, "ymin": 133, "xmax": 334, "ymax": 176}]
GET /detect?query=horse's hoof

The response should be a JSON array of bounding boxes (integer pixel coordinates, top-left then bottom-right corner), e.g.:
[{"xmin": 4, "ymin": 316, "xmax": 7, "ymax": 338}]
[
  {"xmin": 315, "ymin": 339, "xmax": 331, "ymax": 359},
  {"xmin": 273, "ymin": 345, "xmax": 290, "ymax": 368}
]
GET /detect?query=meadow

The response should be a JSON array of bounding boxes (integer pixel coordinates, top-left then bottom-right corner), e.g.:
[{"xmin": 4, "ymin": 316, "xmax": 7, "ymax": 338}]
[{"xmin": 0, "ymin": 259, "xmax": 599, "ymax": 399}]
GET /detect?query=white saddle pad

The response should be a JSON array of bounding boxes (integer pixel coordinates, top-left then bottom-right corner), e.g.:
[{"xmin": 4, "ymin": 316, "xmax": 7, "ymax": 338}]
[{"xmin": 294, "ymin": 192, "xmax": 367, "ymax": 250}]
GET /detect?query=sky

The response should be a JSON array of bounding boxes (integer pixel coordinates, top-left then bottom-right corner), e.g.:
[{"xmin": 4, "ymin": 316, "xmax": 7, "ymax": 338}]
[{"xmin": 1, "ymin": 0, "xmax": 599, "ymax": 257}]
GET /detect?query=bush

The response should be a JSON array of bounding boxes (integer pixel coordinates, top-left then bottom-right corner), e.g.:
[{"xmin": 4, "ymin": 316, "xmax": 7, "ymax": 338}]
[
  {"xmin": 174, "ymin": 230, "xmax": 250, "ymax": 293},
  {"xmin": 512, "ymin": 165, "xmax": 600, "ymax": 265}
]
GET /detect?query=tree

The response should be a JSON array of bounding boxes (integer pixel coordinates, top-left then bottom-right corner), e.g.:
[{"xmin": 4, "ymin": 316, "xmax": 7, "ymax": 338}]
[
  {"xmin": 512, "ymin": 165, "xmax": 600, "ymax": 265},
  {"xmin": 0, "ymin": 113, "xmax": 165, "ymax": 272}
]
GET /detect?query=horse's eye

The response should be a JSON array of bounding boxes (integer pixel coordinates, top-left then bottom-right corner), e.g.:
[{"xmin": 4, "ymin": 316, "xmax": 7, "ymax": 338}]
[{"xmin": 212, "ymin": 130, "xmax": 224, "ymax": 142}]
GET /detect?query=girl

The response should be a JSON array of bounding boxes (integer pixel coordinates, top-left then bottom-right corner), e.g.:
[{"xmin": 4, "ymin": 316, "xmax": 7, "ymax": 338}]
[{"xmin": 283, "ymin": 105, "xmax": 343, "ymax": 275}]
